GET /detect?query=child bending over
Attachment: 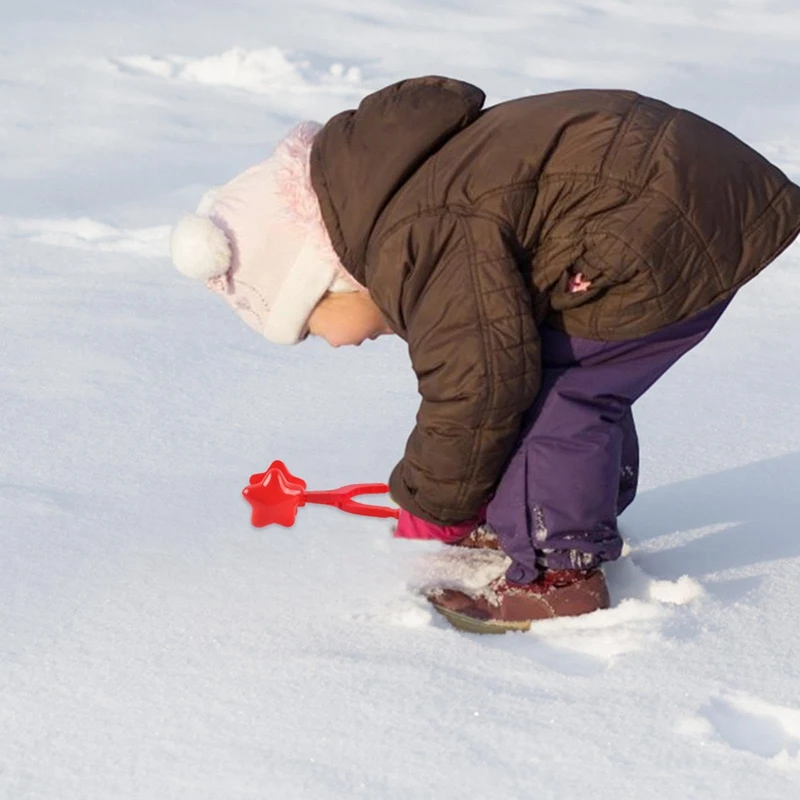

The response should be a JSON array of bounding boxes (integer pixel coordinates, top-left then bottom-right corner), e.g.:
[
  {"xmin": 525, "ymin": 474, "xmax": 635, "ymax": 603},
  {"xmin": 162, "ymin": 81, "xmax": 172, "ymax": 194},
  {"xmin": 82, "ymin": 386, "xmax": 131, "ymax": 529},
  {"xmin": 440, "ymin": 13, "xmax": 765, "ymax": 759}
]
[{"xmin": 171, "ymin": 77, "xmax": 800, "ymax": 633}]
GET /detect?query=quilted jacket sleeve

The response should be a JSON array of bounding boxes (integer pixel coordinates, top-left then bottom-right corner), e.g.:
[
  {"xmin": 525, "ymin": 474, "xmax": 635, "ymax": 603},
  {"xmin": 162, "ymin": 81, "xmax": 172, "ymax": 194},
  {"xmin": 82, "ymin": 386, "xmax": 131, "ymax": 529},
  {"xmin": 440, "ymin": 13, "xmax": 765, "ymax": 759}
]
[{"xmin": 367, "ymin": 212, "xmax": 541, "ymax": 525}]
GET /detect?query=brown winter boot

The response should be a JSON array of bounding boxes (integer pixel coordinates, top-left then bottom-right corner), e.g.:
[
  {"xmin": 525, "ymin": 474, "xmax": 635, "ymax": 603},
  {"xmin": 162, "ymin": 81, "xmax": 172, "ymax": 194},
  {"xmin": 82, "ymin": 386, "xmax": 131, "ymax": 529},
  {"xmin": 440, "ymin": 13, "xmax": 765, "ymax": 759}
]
[
  {"xmin": 448, "ymin": 524, "xmax": 501, "ymax": 551},
  {"xmin": 427, "ymin": 569, "xmax": 610, "ymax": 634}
]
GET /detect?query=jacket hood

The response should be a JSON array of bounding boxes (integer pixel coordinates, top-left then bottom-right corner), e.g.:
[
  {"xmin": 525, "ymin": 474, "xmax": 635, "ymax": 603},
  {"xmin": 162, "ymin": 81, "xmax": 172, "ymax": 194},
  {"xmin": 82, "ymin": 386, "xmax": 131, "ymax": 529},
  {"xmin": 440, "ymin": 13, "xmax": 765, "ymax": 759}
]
[{"xmin": 309, "ymin": 76, "xmax": 485, "ymax": 283}]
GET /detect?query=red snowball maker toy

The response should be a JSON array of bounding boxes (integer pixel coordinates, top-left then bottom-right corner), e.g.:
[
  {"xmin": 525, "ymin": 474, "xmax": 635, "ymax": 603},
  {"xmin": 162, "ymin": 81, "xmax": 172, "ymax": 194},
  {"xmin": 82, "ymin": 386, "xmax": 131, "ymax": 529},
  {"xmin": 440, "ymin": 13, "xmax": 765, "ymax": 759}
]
[{"xmin": 242, "ymin": 460, "xmax": 400, "ymax": 527}]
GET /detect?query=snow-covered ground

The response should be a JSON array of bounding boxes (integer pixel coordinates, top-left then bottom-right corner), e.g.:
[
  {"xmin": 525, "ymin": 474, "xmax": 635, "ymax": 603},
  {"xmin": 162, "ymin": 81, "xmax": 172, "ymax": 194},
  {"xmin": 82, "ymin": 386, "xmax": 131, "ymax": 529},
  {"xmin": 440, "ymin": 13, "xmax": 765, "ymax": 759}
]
[{"xmin": 2, "ymin": 1, "xmax": 800, "ymax": 797}]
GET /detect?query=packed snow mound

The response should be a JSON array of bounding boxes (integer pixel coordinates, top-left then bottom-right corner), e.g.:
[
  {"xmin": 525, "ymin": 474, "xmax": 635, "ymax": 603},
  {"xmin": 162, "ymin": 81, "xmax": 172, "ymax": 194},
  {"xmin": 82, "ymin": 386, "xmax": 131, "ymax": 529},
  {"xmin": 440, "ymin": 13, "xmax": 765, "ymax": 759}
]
[
  {"xmin": 0, "ymin": 216, "xmax": 169, "ymax": 257},
  {"xmin": 113, "ymin": 47, "xmax": 364, "ymax": 96},
  {"xmin": 361, "ymin": 541, "xmax": 708, "ymax": 666}
]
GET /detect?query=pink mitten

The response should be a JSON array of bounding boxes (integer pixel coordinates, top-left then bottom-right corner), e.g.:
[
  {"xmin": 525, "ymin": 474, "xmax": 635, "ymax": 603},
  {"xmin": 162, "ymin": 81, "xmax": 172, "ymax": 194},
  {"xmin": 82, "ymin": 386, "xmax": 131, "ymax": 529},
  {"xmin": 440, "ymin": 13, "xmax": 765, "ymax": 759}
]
[{"xmin": 393, "ymin": 507, "xmax": 485, "ymax": 543}]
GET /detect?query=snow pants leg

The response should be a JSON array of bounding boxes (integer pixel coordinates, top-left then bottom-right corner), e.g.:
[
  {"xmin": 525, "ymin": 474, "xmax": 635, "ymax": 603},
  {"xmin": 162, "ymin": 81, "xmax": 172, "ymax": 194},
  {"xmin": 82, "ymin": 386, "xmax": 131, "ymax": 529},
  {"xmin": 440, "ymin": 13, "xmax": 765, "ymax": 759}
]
[{"xmin": 486, "ymin": 299, "xmax": 731, "ymax": 584}]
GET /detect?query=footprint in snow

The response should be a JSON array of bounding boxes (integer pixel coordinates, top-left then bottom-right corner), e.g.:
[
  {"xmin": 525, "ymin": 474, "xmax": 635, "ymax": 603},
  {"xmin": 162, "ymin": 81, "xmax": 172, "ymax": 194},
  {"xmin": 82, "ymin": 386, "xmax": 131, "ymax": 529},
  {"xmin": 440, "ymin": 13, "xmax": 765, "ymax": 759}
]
[{"xmin": 679, "ymin": 692, "xmax": 800, "ymax": 771}]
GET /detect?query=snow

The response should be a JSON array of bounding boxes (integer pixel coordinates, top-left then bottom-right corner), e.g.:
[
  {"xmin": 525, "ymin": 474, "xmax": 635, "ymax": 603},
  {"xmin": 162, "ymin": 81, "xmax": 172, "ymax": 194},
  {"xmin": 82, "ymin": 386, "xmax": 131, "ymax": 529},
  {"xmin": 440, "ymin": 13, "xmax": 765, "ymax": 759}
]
[
  {"xmin": 114, "ymin": 47, "xmax": 364, "ymax": 96},
  {"xmin": 2, "ymin": 0, "xmax": 800, "ymax": 797}
]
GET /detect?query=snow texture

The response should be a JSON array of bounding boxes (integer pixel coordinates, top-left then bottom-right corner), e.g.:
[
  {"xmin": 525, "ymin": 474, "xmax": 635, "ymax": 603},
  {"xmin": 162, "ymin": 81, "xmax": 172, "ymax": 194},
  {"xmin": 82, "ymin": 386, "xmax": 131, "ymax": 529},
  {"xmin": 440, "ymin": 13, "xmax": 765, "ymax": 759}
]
[{"xmin": 2, "ymin": 1, "xmax": 800, "ymax": 798}]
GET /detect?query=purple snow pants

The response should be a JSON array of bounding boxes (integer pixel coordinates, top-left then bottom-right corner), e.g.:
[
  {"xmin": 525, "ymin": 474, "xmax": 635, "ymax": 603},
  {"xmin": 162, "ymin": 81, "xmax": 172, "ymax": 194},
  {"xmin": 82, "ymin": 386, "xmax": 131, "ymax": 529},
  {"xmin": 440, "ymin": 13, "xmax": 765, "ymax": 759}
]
[{"xmin": 486, "ymin": 299, "xmax": 732, "ymax": 584}]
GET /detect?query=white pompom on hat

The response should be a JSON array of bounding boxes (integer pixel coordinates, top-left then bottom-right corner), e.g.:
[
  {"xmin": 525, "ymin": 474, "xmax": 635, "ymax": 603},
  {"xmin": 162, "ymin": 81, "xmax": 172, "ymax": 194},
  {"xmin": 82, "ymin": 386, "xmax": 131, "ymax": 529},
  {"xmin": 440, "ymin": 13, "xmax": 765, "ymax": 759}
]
[
  {"xmin": 169, "ymin": 121, "xmax": 363, "ymax": 345},
  {"xmin": 170, "ymin": 213, "xmax": 231, "ymax": 280}
]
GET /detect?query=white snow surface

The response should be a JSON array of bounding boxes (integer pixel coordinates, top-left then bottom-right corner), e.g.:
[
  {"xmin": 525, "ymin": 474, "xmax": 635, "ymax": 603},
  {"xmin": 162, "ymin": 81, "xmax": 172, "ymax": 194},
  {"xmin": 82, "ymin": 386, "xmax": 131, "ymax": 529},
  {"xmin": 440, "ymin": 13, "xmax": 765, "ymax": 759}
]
[{"xmin": 2, "ymin": 1, "xmax": 800, "ymax": 798}]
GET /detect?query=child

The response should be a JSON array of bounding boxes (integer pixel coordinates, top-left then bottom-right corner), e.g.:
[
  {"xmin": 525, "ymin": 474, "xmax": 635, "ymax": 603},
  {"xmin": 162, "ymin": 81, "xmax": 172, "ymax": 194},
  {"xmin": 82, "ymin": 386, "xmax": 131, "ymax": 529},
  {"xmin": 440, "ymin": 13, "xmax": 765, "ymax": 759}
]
[{"xmin": 171, "ymin": 76, "xmax": 800, "ymax": 633}]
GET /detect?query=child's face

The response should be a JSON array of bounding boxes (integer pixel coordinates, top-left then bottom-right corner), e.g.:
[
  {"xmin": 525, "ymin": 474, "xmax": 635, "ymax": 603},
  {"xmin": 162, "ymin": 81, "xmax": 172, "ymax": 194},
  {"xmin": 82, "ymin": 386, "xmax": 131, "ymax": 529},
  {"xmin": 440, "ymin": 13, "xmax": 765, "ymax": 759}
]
[{"xmin": 306, "ymin": 290, "xmax": 394, "ymax": 347}]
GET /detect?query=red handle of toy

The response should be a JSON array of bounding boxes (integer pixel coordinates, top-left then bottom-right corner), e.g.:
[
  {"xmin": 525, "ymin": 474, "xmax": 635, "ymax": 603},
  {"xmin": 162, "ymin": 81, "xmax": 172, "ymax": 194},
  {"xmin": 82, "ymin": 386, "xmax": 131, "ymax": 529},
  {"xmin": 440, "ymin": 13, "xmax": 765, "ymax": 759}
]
[{"xmin": 305, "ymin": 484, "xmax": 400, "ymax": 519}]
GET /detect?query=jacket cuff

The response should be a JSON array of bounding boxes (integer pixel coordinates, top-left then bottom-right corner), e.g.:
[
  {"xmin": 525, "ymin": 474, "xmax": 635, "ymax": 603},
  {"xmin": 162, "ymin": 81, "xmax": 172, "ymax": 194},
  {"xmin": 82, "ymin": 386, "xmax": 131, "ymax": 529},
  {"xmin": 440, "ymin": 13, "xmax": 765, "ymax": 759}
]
[{"xmin": 389, "ymin": 461, "xmax": 486, "ymax": 526}]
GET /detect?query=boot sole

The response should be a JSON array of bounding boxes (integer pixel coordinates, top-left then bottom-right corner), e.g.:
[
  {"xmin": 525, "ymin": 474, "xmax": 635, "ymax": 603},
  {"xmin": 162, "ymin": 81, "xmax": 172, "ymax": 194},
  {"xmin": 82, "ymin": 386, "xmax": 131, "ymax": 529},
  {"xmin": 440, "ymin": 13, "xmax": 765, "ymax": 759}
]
[{"xmin": 430, "ymin": 602, "xmax": 532, "ymax": 634}]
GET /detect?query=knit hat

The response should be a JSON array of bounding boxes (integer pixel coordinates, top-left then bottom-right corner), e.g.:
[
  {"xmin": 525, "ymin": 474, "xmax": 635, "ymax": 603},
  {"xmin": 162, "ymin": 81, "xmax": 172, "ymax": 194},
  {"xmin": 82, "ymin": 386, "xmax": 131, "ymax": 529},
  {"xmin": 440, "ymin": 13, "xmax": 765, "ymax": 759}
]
[{"xmin": 170, "ymin": 121, "xmax": 363, "ymax": 345}]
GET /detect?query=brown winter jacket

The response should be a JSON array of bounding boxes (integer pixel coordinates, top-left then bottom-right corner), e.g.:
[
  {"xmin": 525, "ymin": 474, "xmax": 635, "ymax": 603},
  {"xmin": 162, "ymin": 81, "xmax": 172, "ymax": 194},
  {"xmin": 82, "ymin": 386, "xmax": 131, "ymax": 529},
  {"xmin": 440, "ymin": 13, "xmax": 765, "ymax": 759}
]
[{"xmin": 309, "ymin": 76, "xmax": 800, "ymax": 525}]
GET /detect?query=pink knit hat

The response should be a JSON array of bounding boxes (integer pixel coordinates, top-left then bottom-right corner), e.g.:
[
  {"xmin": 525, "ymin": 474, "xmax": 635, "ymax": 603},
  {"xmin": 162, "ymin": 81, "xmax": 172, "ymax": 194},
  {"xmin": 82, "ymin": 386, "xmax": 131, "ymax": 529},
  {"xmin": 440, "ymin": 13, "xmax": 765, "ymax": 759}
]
[{"xmin": 170, "ymin": 122, "xmax": 363, "ymax": 345}]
